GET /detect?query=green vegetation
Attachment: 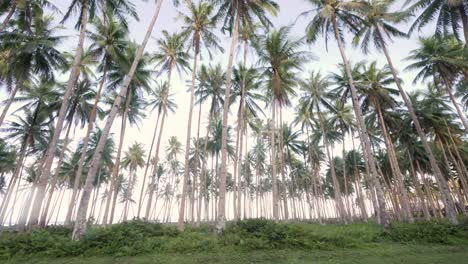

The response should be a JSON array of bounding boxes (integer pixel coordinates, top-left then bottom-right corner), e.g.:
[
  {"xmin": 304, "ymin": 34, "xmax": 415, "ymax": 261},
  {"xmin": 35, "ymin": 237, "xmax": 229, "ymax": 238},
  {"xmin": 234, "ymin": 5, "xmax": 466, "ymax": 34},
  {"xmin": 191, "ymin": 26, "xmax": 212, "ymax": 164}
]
[{"xmin": 1, "ymin": 220, "xmax": 468, "ymax": 263}]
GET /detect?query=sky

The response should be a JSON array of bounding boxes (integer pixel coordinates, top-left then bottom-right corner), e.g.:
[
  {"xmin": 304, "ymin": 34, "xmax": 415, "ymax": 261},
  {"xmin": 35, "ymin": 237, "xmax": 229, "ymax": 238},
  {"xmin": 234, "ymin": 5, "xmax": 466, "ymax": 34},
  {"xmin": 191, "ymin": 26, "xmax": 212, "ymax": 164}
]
[{"xmin": 0, "ymin": 0, "xmax": 436, "ymax": 222}]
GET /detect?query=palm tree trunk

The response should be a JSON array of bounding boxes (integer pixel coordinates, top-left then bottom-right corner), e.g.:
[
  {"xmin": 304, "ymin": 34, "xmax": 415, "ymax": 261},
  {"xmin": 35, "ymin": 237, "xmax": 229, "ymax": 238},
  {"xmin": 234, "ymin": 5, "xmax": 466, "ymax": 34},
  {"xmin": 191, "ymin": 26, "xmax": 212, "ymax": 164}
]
[
  {"xmin": 375, "ymin": 26, "xmax": 458, "ymax": 224},
  {"xmin": 68, "ymin": 62, "xmax": 109, "ymax": 225},
  {"xmin": 278, "ymin": 108, "xmax": 289, "ymax": 220},
  {"xmin": 0, "ymin": 1, "xmax": 16, "ymax": 32},
  {"xmin": 458, "ymin": 5, "xmax": 468, "ymax": 44},
  {"xmin": 375, "ymin": 104, "xmax": 413, "ymax": 222},
  {"xmin": 109, "ymin": 107, "xmax": 130, "ymax": 224},
  {"xmin": 271, "ymin": 99, "xmax": 279, "ymax": 220},
  {"xmin": 0, "ymin": 137, "xmax": 28, "ymax": 227},
  {"xmin": 145, "ymin": 66, "xmax": 173, "ymax": 220},
  {"xmin": 332, "ymin": 14, "xmax": 389, "ymax": 229},
  {"xmin": 72, "ymin": 0, "xmax": 165, "ymax": 240},
  {"xmin": 0, "ymin": 85, "xmax": 19, "ymax": 127},
  {"xmin": 191, "ymin": 98, "xmax": 203, "ymax": 226},
  {"xmin": 30, "ymin": 0, "xmax": 90, "ymax": 228},
  {"xmin": 316, "ymin": 104, "xmax": 347, "ymax": 222},
  {"xmin": 39, "ymin": 120, "xmax": 73, "ymax": 227},
  {"xmin": 444, "ymin": 82, "xmax": 468, "ymax": 134},
  {"xmin": 137, "ymin": 111, "xmax": 161, "ymax": 218},
  {"xmin": 178, "ymin": 44, "xmax": 200, "ymax": 231},
  {"xmin": 216, "ymin": 7, "xmax": 240, "ymax": 231}
]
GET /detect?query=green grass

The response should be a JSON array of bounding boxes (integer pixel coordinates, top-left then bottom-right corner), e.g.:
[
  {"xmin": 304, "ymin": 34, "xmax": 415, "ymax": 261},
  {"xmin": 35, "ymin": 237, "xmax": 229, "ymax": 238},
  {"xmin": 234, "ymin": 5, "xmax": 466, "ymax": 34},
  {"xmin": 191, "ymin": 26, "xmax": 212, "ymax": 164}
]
[
  {"xmin": 2, "ymin": 219, "xmax": 468, "ymax": 263},
  {"xmin": 6, "ymin": 244, "xmax": 468, "ymax": 264}
]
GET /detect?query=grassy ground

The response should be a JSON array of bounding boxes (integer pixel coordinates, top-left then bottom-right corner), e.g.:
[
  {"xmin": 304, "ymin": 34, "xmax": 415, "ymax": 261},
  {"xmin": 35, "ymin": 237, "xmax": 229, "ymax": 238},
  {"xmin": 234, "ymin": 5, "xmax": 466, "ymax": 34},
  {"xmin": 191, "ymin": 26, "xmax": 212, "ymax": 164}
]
[
  {"xmin": 7, "ymin": 244, "xmax": 468, "ymax": 264},
  {"xmin": 2, "ymin": 219, "xmax": 468, "ymax": 264}
]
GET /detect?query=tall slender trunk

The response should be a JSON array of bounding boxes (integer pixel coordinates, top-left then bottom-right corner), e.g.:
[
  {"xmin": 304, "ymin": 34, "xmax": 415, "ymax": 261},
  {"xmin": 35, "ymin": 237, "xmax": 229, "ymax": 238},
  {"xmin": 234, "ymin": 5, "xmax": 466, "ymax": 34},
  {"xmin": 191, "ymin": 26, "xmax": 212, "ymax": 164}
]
[
  {"xmin": 444, "ymin": 82, "xmax": 468, "ymax": 134},
  {"xmin": 458, "ymin": 5, "xmax": 468, "ymax": 44},
  {"xmin": 68, "ymin": 63, "xmax": 109, "ymax": 225},
  {"xmin": 316, "ymin": 104, "xmax": 347, "ymax": 222},
  {"xmin": 216, "ymin": 7, "xmax": 240, "ymax": 231},
  {"xmin": 145, "ymin": 66, "xmax": 173, "ymax": 220},
  {"xmin": 72, "ymin": 0, "xmax": 165, "ymax": 240},
  {"xmin": 278, "ymin": 108, "xmax": 289, "ymax": 220},
  {"xmin": 30, "ymin": 0, "xmax": 90, "ymax": 228},
  {"xmin": 375, "ymin": 104, "xmax": 413, "ymax": 222},
  {"xmin": 271, "ymin": 99, "xmax": 279, "ymax": 220},
  {"xmin": 192, "ymin": 97, "xmax": 203, "ymax": 226},
  {"xmin": 0, "ymin": 85, "xmax": 19, "ymax": 127},
  {"xmin": 39, "ymin": 120, "xmax": 73, "ymax": 227},
  {"xmin": 137, "ymin": 111, "xmax": 161, "ymax": 218},
  {"xmin": 178, "ymin": 43, "xmax": 200, "ymax": 231},
  {"xmin": 332, "ymin": 14, "xmax": 389, "ymax": 229},
  {"xmin": 375, "ymin": 26, "xmax": 458, "ymax": 224},
  {"xmin": 109, "ymin": 96, "xmax": 131, "ymax": 224},
  {"xmin": 0, "ymin": 137, "xmax": 29, "ymax": 227},
  {"xmin": 0, "ymin": 2, "xmax": 16, "ymax": 32}
]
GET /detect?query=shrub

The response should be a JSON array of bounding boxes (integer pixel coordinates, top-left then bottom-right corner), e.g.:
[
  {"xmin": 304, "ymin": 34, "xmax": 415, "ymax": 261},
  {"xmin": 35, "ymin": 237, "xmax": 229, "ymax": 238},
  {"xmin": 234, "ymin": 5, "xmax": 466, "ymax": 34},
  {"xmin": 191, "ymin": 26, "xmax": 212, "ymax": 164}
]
[{"xmin": 385, "ymin": 220, "xmax": 466, "ymax": 244}]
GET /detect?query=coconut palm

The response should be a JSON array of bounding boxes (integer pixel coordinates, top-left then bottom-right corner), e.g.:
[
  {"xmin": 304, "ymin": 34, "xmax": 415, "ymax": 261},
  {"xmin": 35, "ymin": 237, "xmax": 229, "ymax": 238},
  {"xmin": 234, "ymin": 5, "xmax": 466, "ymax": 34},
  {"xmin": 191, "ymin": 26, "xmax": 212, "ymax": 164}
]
[
  {"xmin": 177, "ymin": 0, "xmax": 223, "ymax": 230},
  {"xmin": 230, "ymin": 65, "xmax": 265, "ymax": 219},
  {"xmin": 407, "ymin": 0, "xmax": 468, "ymax": 43},
  {"xmin": 121, "ymin": 142, "xmax": 146, "ymax": 220},
  {"xmin": 70, "ymin": 14, "xmax": 130, "ymax": 220},
  {"xmin": 254, "ymin": 26, "xmax": 309, "ymax": 220},
  {"xmin": 404, "ymin": 36, "xmax": 468, "ymax": 134},
  {"xmin": 358, "ymin": 61, "xmax": 413, "ymax": 222},
  {"xmin": 0, "ymin": 15, "xmax": 65, "ymax": 126},
  {"xmin": 72, "ymin": 0, "xmax": 170, "ymax": 240},
  {"xmin": 353, "ymin": 0, "xmax": 460, "ymax": 223},
  {"xmin": 303, "ymin": 0, "xmax": 389, "ymax": 229},
  {"xmin": 143, "ymin": 30, "xmax": 189, "ymax": 221},
  {"xmin": 213, "ymin": 0, "xmax": 279, "ymax": 231}
]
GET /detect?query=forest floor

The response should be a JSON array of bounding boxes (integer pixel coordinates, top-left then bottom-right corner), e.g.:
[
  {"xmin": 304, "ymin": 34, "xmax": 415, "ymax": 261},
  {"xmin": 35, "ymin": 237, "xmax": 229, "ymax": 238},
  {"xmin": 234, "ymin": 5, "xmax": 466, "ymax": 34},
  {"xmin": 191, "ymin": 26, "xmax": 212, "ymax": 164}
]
[{"xmin": 2, "ymin": 219, "xmax": 468, "ymax": 264}]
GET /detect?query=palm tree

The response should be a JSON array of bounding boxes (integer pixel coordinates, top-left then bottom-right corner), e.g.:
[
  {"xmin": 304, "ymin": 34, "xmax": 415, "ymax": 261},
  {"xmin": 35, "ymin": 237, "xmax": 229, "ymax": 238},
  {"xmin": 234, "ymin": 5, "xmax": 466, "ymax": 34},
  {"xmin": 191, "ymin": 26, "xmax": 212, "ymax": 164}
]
[
  {"xmin": 177, "ymin": 0, "xmax": 223, "ymax": 231},
  {"xmin": 121, "ymin": 142, "xmax": 146, "ymax": 220},
  {"xmin": 0, "ymin": 108, "xmax": 51, "ymax": 226},
  {"xmin": 70, "ymin": 13, "xmax": 130, "ymax": 225},
  {"xmin": 143, "ymin": 30, "xmax": 189, "ymax": 221},
  {"xmin": 213, "ymin": 0, "xmax": 279, "ymax": 230},
  {"xmin": 230, "ymin": 65, "xmax": 265, "ymax": 220},
  {"xmin": 358, "ymin": 61, "xmax": 413, "ymax": 222},
  {"xmin": 407, "ymin": 0, "xmax": 468, "ymax": 43},
  {"xmin": 353, "ymin": 1, "xmax": 459, "ymax": 223},
  {"xmin": 195, "ymin": 63, "xmax": 226, "ymax": 224},
  {"xmin": 255, "ymin": 26, "xmax": 309, "ymax": 220},
  {"xmin": 303, "ymin": 0, "xmax": 389, "ymax": 229},
  {"xmin": 72, "ymin": 0, "xmax": 169, "ymax": 240},
  {"xmin": 0, "ymin": 15, "xmax": 65, "ymax": 126},
  {"xmin": 298, "ymin": 71, "xmax": 348, "ymax": 222},
  {"xmin": 404, "ymin": 36, "xmax": 468, "ymax": 134}
]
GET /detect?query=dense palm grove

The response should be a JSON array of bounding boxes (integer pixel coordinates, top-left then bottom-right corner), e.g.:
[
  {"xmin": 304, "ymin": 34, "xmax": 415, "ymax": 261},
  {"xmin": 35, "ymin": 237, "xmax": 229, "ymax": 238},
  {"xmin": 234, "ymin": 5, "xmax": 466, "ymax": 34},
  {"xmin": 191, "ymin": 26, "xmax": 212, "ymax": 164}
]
[{"xmin": 0, "ymin": 0, "xmax": 467, "ymax": 241}]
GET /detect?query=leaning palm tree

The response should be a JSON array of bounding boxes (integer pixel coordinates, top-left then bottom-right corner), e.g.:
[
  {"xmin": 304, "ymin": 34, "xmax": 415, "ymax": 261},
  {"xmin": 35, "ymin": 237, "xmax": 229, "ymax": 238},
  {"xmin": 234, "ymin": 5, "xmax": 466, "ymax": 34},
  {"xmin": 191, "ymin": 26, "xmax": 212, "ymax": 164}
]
[
  {"xmin": 143, "ymin": 30, "xmax": 189, "ymax": 221},
  {"xmin": 0, "ymin": 108, "xmax": 51, "ymax": 226},
  {"xmin": 213, "ymin": 0, "xmax": 279, "ymax": 231},
  {"xmin": 0, "ymin": 15, "xmax": 65, "ymax": 126},
  {"xmin": 254, "ymin": 26, "xmax": 309, "ymax": 221},
  {"xmin": 357, "ymin": 61, "xmax": 413, "ymax": 223},
  {"xmin": 69, "ymin": 13, "xmax": 130, "ymax": 225},
  {"xmin": 407, "ymin": 0, "xmax": 468, "ymax": 43},
  {"xmin": 177, "ymin": 0, "xmax": 223, "ymax": 230},
  {"xmin": 404, "ymin": 36, "xmax": 468, "ymax": 134},
  {"xmin": 303, "ymin": 0, "xmax": 389, "ymax": 229},
  {"xmin": 72, "ymin": 0, "xmax": 173, "ymax": 240},
  {"xmin": 353, "ymin": 0, "xmax": 459, "ymax": 223}
]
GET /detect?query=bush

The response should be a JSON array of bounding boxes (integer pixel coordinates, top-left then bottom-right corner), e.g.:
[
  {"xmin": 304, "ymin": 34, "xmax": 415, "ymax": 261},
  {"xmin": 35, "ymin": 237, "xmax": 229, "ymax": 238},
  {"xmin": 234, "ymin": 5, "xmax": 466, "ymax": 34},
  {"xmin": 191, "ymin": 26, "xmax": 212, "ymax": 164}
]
[{"xmin": 385, "ymin": 220, "xmax": 467, "ymax": 244}]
